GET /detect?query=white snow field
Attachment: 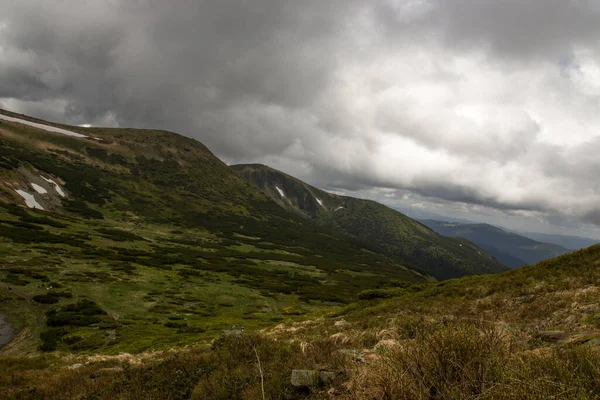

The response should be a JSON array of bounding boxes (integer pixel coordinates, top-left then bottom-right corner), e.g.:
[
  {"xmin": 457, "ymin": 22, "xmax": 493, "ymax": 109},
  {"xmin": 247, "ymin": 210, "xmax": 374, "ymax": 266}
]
[
  {"xmin": 40, "ymin": 176, "xmax": 66, "ymax": 197},
  {"xmin": 14, "ymin": 190, "xmax": 44, "ymax": 210},
  {"xmin": 30, "ymin": 183, "xmax": 48, "ymax": 194},
  {"xmin": 0, "ymin": 114, "xmax": 88, "ymax": 138}
]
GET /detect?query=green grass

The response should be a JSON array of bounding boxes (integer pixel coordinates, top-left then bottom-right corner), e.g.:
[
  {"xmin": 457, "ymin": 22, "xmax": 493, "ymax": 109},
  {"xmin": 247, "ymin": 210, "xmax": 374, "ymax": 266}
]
[
  {"xmin": 0, "ymin": 200, "xmax": 419, "ymax": 355},
  {"xmin": 2, "ymin": 218, "xmax": 600, "ymax": 398}
]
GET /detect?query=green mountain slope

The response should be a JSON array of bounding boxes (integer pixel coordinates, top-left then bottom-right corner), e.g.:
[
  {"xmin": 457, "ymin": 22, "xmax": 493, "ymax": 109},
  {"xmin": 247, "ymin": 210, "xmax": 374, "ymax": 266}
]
[
  {"xmin": 5, "ymin": 244, "xmax": 600, "ymax": 399},
  {"xmin": 232, "ymin": 164, "xmax": 507, "ymax": 279},
  {"xmin": 0, "ymin": 109, "xmax": 426, "ymax": 355},
  {"xmin": 421, "ymin": 219, "xmax": 570, "ymax": 268}
]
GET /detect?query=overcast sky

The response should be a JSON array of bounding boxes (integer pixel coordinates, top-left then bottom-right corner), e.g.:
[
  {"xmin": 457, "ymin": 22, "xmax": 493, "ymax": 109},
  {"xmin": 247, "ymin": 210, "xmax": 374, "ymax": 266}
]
[{"xmin": 2, "ymin": 0, "xmax": 600, "ymax": 239}]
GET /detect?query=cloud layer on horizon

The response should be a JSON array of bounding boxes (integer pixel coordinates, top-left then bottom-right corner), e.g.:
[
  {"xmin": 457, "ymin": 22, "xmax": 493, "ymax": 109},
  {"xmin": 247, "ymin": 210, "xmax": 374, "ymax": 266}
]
[{"xmin": 2, "ymin": 0, "xmax": 600, "ymax": 234}]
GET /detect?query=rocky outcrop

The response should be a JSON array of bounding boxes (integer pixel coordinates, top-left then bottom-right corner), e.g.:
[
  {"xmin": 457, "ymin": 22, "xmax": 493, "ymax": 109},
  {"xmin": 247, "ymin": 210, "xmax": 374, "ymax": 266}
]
[{"xmin": 291, "ymin": 370, "xmax": 336, "ymax": 388}]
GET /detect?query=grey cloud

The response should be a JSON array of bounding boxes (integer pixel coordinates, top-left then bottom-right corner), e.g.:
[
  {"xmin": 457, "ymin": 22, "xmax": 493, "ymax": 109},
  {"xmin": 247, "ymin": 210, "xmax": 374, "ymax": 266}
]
[
  {"xmin": 583, "ymin": 210, "xmax": 600, "ymax": 226},
  {"xmin": 386, "ymin": 0, "xmax": 600, "ymax": 59},
  {"xmin": 2, "ymin": 0, "xmax": 600, "ymax": 233}
]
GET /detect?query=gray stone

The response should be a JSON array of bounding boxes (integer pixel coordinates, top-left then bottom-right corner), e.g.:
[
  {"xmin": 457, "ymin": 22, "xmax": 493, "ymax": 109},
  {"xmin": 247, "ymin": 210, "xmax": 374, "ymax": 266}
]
[
  {"xmin": 0, "ymin": 313, "xmax": 14, "ymax": 348},
  {"xmin": 291, "ymin": 370, "xmax": 320, "ymax": 387},
  {"xmin": 582, "ymin": 305, "xmax": 598, "ymax": 314},
  {"xmin": 336, "ymin": 349, "xmax": 362, "ymax": 360},
  {"xmin": 536, "ymin": 331, "xmax": 567, "ymax": 342},
  {"xmin": 319, "ymin": 371, "xmax": 336, "ymax": 385}
]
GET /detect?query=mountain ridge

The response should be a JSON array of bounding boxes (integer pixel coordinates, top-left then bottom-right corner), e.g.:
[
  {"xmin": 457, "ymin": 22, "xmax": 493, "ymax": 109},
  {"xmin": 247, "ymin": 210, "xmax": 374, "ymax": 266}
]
[
  {"xmin": 0, "ymin": 109, "xmax": 429, "ymax": 355},
  {"xmin": 420, "ymin": 219, "xmax": 571, "ymax": 268},
  {"xmin": 232, "ymin": 163, "xmax": 507, "ymax": 279}
]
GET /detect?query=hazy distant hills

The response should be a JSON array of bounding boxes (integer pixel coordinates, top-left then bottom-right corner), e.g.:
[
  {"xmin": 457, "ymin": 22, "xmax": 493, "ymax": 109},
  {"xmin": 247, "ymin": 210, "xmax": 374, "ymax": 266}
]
[
  {"xmin": 232, "ymin": 164, "xmax": 507, "ymax": 279},
  {"xmin": 420, "ymin": 219, "xmax": 571, "ymax": 268},
  {"xmin": 403, "ymin": 208, "xmax": 599, "ymax": 252},
  {"xmin": 515, "ymin": 231, "xmax": 598, "ymax": 251}
]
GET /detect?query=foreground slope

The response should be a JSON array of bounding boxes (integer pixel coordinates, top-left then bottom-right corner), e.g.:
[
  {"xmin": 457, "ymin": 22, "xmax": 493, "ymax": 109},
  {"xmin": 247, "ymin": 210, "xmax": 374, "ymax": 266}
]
[
  {"xmin": 3, "ymin": 245, "xmax": 600, "ymax": 399},
  {"xmin": 421, "ymin": 219, "xmax": 570, "ymax": 268},
  {"xmin": 233, "ymin": 163, "xmax": 507, "ymax": 279},
  {"xmin": 0, "ymin": 109, "xmax": 425, "ymax": 355}
]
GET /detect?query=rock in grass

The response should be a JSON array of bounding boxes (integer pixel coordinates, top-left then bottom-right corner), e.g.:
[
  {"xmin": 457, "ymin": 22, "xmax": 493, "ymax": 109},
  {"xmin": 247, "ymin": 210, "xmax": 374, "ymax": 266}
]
[
  {"xmin": 291, "ymin": 370, "xmax": 336, "ymax": 387},
  {"xmin": 291, "ymin": 370, "xmax": 320, "ymax": 387},
  {"xmin": 319, "ymin": 371, "xmax": 336, "ymax": 385},
  {"xmin": 535, "ymin": 331, "xmax": 568, "ymax": 342}
]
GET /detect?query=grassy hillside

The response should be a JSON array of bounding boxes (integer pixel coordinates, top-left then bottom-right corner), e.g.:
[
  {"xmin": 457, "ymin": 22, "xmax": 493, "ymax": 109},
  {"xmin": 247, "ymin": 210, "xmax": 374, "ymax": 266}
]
[
  {"xmin": 0, "ymin": 110, "xmax": 427, "ymax": 356},
  {"xmin": 233, "ymin": 164, "xmax": 507, "ymax": 279},
  {"xmin": 421, "ymin": 219, "xmax": 570, "ymax": 268},
  {"xmin": 3, "ymin": 245, "xmax": 600, "ymax": 399}
]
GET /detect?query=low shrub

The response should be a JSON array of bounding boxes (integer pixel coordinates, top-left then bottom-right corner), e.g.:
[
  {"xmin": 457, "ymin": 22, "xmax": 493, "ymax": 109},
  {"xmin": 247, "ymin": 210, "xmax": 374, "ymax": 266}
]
[{"xmin": 45, "ymin": 299, "xmax": 107, "ymax": 328}]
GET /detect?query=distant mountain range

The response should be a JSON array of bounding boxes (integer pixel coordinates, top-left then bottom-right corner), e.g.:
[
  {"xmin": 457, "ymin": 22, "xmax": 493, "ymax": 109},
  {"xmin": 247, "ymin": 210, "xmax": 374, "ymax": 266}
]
[
  {"xmin": 513, "ymin": 231, "xmax": 598, "ymax": 251},
  {"xmin": 232, "ymin": 164, "xmax": 507, "ymax": 279},
  {"xmin": 402, "ymin": 208, "xmax": 599, "ymax": 252},
  {"xmin": 419, "ymin": 220, "xmax": 571, "ymax": 268}
]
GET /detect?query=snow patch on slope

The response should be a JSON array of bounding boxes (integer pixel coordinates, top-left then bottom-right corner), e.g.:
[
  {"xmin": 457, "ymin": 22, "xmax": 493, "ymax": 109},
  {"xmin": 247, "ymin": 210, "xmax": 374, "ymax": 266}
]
[
  {"xmin": 0, "ymin": 114, "xmax": 88, "ymax": 138},
  {"xmin": 41, "ymin": 176, "xmax": 66, "ymax": 197},
  {"xmin": 15, "ymin": 190, "xmax": 44, "ymax": 210},
  {"xmin": 30, "ymin": 183, "xmax": 47, "ymax": 194},
  {"xmin": 316, "ymin": 198, "xmax": 323, "ymax": 207},
  {"xmin": 275, "ymin": 186, "xmax": 285, "ymax": 198},
  {"xmin": 334, "ymin": 206, "xmax": 344, "ymax": 212}
]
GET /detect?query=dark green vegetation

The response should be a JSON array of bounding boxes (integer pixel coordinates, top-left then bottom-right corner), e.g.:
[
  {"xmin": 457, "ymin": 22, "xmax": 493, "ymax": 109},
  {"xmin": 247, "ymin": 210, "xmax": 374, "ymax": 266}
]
[
  {"xmin": 421, "ymin": 219, "xmax": 570, "ymax": 268},
  {"xmin": 233, "ymin": 164, "xmax": 507, "ymax": 279},
  {"xmin": 3, "ymin": 245, "xmax": 600, "ymax": 399},
  {"xmin": 0, "ymin": 109, "xmax": 427, "ymax": 356}
]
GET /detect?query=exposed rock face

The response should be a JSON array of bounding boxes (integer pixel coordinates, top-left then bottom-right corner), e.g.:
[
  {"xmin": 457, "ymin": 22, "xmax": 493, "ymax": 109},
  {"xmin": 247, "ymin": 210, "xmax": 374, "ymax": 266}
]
[
  {"xmin": 232, "ymin": 164, "xmax": 334, "ymax": 218},
  {"xmin": 319, "ymin": 371, "xmax": 336, "ymax": 386},
  {"xmin": 0, "ymin": 313, "xmax": 14, "ymax": 348},
  {"xmin": 291, "ymin": 370, "xmax": 320, "ymax": 388},
  {"xmin": 3, "ymin": 167, "xmax": 68, "ymax": 212},
  {"xmin": 290, "ymin": 370, "xmax": 337, "ymax": 388},
  {"xmin": 535, "ymin": 331, "xmax": 568, "ymax": 342}
]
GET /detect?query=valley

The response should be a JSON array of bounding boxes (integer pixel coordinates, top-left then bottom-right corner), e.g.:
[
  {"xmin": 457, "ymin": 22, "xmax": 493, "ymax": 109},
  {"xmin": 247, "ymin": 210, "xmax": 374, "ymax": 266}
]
[
  {"xmin": 3, "ymin": 243, "xmax": 600, "ymax": 399},
  {"xmin": 233, "ymin": 164, "xmax": 506, "ymax": 279},
  {"xmin": 0, "ymin": 109, "xmax": 426, "ymax": 356},
  {"xmin": 0, "ymin": 110, "xmax": 599, "ymax": 399},
  {"xmin": 2, "ymin": 2, "xmax": 600, "ymax": 398}
]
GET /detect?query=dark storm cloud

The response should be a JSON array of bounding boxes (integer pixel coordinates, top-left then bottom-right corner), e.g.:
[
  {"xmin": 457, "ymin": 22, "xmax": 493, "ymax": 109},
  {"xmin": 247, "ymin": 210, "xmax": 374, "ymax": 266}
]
[
  {"xmin": 2, "ymin": 0, "xmax": 600, "ymax": 232},
  {"xmin": 431, "ymin": 0, "xmax": 600, "ymax": 58},
  {"xmin": 1, "ymin": 0, "xmax": 360, "ymax": 130}
]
